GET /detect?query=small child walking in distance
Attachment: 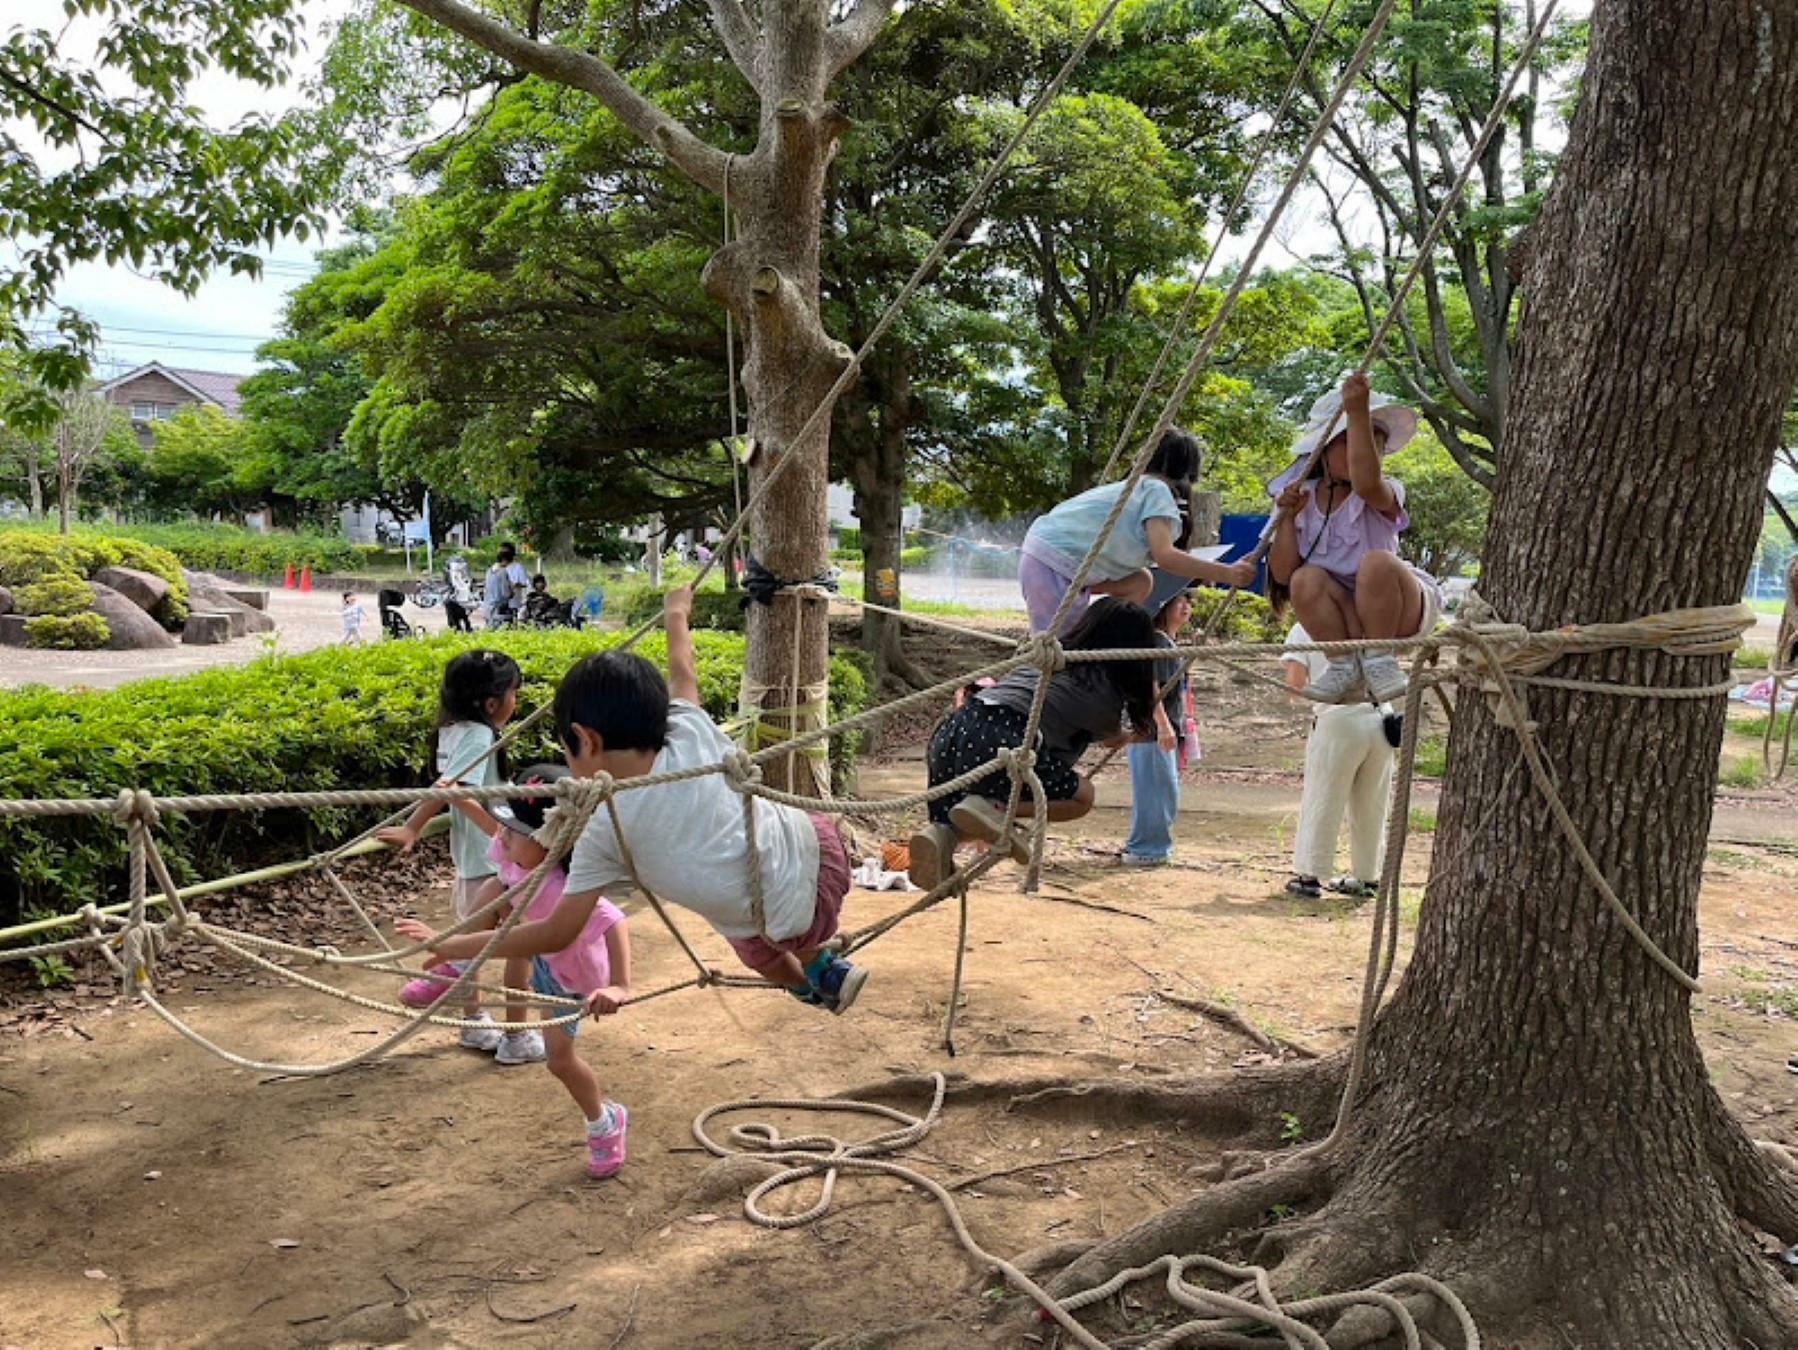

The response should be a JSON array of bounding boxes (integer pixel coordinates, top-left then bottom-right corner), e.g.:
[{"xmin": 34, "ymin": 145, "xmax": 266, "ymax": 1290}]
[
  {"xmin": 909, "ymin": 598, "xmax": 1160, "ymax": 888},
  {"xmin": 549, "ymin": 586, "xmax": 867, "ymax": 1012},
  {"xmin": 378, "ymin": 650, "xmax": 522, "ymax": 1053},
  {"xmin": 341, "ymin": 591, "xmax": 365, "ymax": 645},
  {"xmin": 396, "ymin": 766, "xmax": 633, "ymax": 1178}
]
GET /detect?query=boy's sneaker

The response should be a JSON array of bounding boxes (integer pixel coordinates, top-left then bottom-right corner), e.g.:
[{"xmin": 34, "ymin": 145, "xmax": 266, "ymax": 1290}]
[
  {"xmin": 1306, "ymin": 656, "xmax": 1365, "ymax": 704},
  {"xmin": 1361, "ymin": 653, "xmax": 1408, "ymax": 703},
  {"xmin": 907, "ymin": 822, "xmax": 958, "ymax": 889},
  {"xmin": 495, "ymin": 1028, "xmax": 547, "ymax": 1065},
  {"xmin": 949, "ymin": 798, "xmax": 1033, "ymax": 866},
  {"xmin": 587, "ymin": 1103, "xmax": 628, "ymax": 1179},
  {"xmin": 1285, "ymin": 875, "xmax": 1322, "ymax": 899},
  {"xmin": 399, "ymin": 961, "xmax": 460, "ymax": 1009},
  {"xmin": 804, "ymin": 952, "xmax": 868, "ymax": 1015},
  {"xmin": 458, "ymin": 1011, "xmax": 504, "ymax": 1052},
  {"xmin": 1327, "ymin": 876, "xmax": 1376, "ymax": 900}
]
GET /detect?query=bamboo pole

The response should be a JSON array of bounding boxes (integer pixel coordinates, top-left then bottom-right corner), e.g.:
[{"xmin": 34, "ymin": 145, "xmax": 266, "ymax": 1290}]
[{"xmin": 0, "ymin": 817, "xmax": 449, "ymax": 947}]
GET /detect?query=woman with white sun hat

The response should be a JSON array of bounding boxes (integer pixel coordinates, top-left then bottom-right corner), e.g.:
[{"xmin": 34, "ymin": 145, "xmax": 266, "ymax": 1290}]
[{"xmin": 1266, "ymin": 373, "xmax": 1443, "ymax": 703}]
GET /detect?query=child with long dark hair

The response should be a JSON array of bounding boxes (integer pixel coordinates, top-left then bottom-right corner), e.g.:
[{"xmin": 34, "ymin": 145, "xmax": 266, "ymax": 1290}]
[
  {"xmin": 379, "ymin": 649, "xmax": 529, "ymax": 1057},
  {"xmin": 909, "ymin": 598, "xmax": 1160, "ymax": 887},
  {"xmin": 1019, "ymin": 428, "xmax": 1256, "ymax": 634}
]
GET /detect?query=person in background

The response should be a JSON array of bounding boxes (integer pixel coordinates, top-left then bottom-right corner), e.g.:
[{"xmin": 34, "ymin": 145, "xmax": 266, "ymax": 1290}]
[
  {"xmin": 341, "ymin": 591, "xmax": 365, "ymax": 646},
  {"xmin": 1281, "ymin": 622, "xmax": 1396, "ymax": 900},
  {"xmin": 483, "ymin": 542, "xmax": 530, "ymax": 627},
  {"xmin": 1121, "ymin": 572, "xmax": 1196, "ymax": 868}
]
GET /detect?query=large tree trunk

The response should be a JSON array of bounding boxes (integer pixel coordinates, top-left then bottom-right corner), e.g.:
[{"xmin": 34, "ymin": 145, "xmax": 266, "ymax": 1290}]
[
  {"xmin": 848, "ymin": 349, "xmax": 928, "ymax": 690},
  {"xmin": 1051, "ymin": 4, "xmax": 1798, "ymax": 1344},
  {"xmin": 702, "ymin": 2, "xmax": 855, "ymax": 795}
]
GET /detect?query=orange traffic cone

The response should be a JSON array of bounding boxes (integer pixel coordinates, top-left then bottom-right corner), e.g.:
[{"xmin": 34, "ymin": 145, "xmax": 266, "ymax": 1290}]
[
  {"xmin": 299, "ymin": 566, "xmax": 312, "ymax": 593},
  {"xmin": 283, "ymin": 563, "xmax": 295, "ymax": 589}
]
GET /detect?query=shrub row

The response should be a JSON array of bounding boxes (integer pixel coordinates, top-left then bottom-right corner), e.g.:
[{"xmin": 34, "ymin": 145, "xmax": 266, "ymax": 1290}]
[
  {"xmin": 0, "ymin": 628, "xmax": 870, "ymax": 927},
  {"xmin": 5, "ymin": 521, "xmax": 382, "ymax": 578}
]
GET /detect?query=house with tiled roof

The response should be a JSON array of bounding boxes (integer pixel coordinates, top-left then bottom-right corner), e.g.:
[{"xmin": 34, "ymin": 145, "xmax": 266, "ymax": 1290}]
[{"xmin": 95, "ymin": 361, "xmax": 245, "ymax": 447}]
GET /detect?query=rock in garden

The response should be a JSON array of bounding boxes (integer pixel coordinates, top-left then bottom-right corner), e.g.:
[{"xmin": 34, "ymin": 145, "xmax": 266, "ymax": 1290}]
[
  {"xmin": 0, "ymin": 584, "xmax": 11, "ymax": 616},
  {"xmin": 223, "ymin": 587, "xmax": 269, "ymax": 611},
  {"xmin": 181, "ymin": 612, "xmax": 233, "ymax": 646},
  {"xmin": 0, "ymin": 614, "xmax": 26, "ymax": 647},
  {"xmin": 190, "ymin": 586, "xmax": 276, "ymax": 635},
  {"xmin": 89, "ymin": 583, "xmax": 175, "ymax": 650},
  {"xmin": 94, "ymin": 566, "xmax": 170, "ymax": 613}
]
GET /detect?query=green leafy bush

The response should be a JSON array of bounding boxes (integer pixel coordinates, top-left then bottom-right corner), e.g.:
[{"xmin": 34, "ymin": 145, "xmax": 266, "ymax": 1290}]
[
  {"xmin": 15, "ymin": 574, "xmax": 94, "ymax": 617},
  {"xmin": 1188, "ymin": 588, "xmax": 1287, "ymax": 644},
  {"xmin": 0, "ymin": 628, "xmax": 872, "ymax": 927},
  {"xmin": 23, "ymin": 613, "xmax": 110, "ymax": 648},
  {"xmin": 0, "ymin": 529, "xmax": 190, "ymax": 647},
  {"xmin": 616, "ymin": 582, "xmax": 746, "ymax": 632},
  {"xmin": 3, "ymin": 521, "xmax": 366, "ymax": 579}
]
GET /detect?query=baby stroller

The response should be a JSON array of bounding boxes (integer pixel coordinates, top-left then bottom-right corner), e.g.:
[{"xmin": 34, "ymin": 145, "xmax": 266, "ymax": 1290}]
[
  {"xmin": 521, "ymin": 580, "xmax": 582, "ymax": 630},
  {"xmin": 377, "ymin": 588, "xmax": 413, "ymax": 639}
]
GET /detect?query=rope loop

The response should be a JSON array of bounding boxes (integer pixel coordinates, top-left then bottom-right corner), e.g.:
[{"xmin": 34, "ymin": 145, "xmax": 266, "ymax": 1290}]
[{"xmin": 112, "ymin": 787, "xmax": 158, "ymax": 829}]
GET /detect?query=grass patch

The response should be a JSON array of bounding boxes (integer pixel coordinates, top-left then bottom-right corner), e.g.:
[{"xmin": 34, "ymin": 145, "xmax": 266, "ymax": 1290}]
[
  {"xmin": 1719, "ymin": 756, "xmax": 1766, "ymax": 790},
  {"xmin": 1727, "ymin": 709, "xmax": 1791, "ymax": 740},
  {"xmin": 1742, "ymin": 987, "xmax": 1798, "ymax": 1018},
  {"xmin": 901, "ymin": 597, "xmax": 1010, "ymax": 620},
  {"xmin": 1734, "ymin": 647, "xmax": 1771, "ymax": 671},
  {"xmin": 1413, "ymin": 736, "xmax": 1447, "ymax": 779},
  {"xmin": 1407, "ymin": 807, "xmax": 1437, "ymax": 834}
]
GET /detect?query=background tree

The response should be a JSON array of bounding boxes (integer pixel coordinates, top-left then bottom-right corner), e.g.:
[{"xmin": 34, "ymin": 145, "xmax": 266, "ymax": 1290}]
[
  {"xmin": 1043, "ymin": 5, "xmax": 1798, "ymax": 1345},
  {"xmin": 1257, "ymin": 0, "xmax": 1586, "ymax": 486},
  {"xmin": 0, "ymin": 1, "xmax": 329, "ymax": 418},
  {"xmin": 49, "ymin": 389, "xmax": 130, "ymax": 532},
  {"xmin": 143, "ymin": 407, "xmax": 263, "ymax": 521}
]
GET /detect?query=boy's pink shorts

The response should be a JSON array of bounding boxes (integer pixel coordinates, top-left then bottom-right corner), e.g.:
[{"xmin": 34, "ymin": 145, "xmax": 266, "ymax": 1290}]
[{"xmin": 725, "ymin": 813, "xmax": 850, "ymax": 973}]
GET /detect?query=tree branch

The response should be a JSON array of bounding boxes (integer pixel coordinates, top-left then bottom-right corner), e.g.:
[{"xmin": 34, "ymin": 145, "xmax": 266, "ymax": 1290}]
[
  {"xmin": 393, "ymin": 0, "xmax": 730, "ymax": 195},
  {"xmin": 705, "ymin": 0, "xmax": 763, "ymax": 87},
  {"xmin": 826, "ymin": 0, "xmax": 899, "ymax": 79}
]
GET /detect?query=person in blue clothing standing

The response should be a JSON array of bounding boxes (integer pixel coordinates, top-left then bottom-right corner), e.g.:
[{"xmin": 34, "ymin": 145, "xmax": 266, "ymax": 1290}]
[{"xmin": 1121, "ymin": 571, "xmax": 1195, "ymax": 867}]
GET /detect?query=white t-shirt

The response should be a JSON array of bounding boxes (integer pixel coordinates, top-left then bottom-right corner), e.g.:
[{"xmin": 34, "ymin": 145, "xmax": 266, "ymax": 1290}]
[
  {"xmin": 1282, "ymin": 624, "xmax": 1382, "ymax": 724},
  {"xmin": 563, "ymin": 701, "xmax": 821, "ymax": 940}
]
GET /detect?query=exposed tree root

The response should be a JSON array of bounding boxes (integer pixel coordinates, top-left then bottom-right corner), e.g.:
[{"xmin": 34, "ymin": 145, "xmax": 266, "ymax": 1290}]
[
  {"xmin": 1030, "ymin": 1101, "xmax": 1798, "ymax": 1350},
  {"xmin": 1045, "ymin": 1151, "xmax": 1337, "ymax": 1301},
  {"xmin": 842, "ymin": 1057, "xmax": 1346, "ymax": 1148},
  {"xmin": 1153, "ymin": 989, "xmax": 1321, "ymax": 1060}
]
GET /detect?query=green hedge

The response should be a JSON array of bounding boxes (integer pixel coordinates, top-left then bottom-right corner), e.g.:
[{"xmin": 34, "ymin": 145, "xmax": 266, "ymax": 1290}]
[
  {"xmin": 110, "ymin": 522, "xmax": 377, "ymax": 577},
  {"xmin": 0, "ymin": 530, "xmax": 190, "ymax": 647},
  {"xmin": 0, "ymin": 628, "xmax": 870, "ymax": 927}
]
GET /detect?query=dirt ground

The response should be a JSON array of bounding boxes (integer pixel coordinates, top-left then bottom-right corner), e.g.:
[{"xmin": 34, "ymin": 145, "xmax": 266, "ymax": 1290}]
[{"xmin": 1, "ymin": 662, "xmax": 1794, "ymax": 1349}]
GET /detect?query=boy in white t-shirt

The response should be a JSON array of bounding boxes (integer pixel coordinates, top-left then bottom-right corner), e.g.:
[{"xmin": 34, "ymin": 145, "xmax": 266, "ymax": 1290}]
[
  {"xmin": 1281, "ymin": 623, "xmax": 1396, "ymax": 900},
  {"xmin": 549, "ymin": 586, "xmax": 867, "ymax": 1013}
]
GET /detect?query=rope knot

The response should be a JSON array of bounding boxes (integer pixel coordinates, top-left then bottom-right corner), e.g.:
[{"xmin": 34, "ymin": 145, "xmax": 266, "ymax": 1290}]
[
  {"xmin": 1024, "ymin": 632, "xmax": 1066, "ymax": 674},
  {"xmin": 722, "ymin": 748, "xmax": 763, "ymax": 793},
  {"xmin": 112, "ymin": 788, "xmax": 157, "ymax": 828}
]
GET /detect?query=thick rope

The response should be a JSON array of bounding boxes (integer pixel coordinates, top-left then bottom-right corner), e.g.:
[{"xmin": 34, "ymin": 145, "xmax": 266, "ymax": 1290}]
[{"xmin": 690, "ymin": 1073, "xmax": 1481, "ymax": 1349}]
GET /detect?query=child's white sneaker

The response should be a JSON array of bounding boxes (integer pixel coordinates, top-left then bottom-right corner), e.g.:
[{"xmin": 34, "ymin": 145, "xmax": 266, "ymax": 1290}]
[
  {"xmin": 1306, "ymin": 656, "xmax": 1365, "ymax": 703},
  {"xmin": 458, "ymin": 1011, "xmax": 504, "ymax": 1053},
  {"xmin": 1361, "ymin": 653, "xmax": 1408, "ymax": 703},
  {"xmin": 495, "ymin": 1028, "xmax": 547, "ymax": 1065}
]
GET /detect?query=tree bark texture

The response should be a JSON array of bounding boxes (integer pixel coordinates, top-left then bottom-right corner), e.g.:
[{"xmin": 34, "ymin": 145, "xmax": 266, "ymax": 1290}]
[
  {"xmin": 1338, "ymin": 2, "xmax": 1798, "ymax": 1342},
  {"xmin": 399, "ymin": 0, "xmax": 897, "ymax": 796},
  {"xmin": 1053, "ymin": 5, "xmax": 1798, "ymax": 1345},
  {"xmin": 844, "ymin": 347, "xmax": 927, "ymax": 689}
]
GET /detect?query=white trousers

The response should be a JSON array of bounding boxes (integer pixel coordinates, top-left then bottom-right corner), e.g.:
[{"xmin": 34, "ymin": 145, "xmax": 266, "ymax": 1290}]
[{"xmin": 1293, "ymin": 710, "xmax": 1394, "ymax": 882}]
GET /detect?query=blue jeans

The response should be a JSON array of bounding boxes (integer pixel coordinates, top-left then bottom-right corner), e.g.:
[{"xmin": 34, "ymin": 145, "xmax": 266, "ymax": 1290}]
[{"xmin": 1124, "ymin": 743, "xmax": 1180, "ymax": 862}]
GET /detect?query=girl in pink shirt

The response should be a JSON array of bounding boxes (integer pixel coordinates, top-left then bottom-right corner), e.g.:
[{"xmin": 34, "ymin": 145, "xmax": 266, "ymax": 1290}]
[
  {"xmin": 396, "ymin": 766, "xmax": 634, "ymax": 1180},
  {"xmin": 1267, "ymin": 374, "xmax": 1442, "ymax": 703}
]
